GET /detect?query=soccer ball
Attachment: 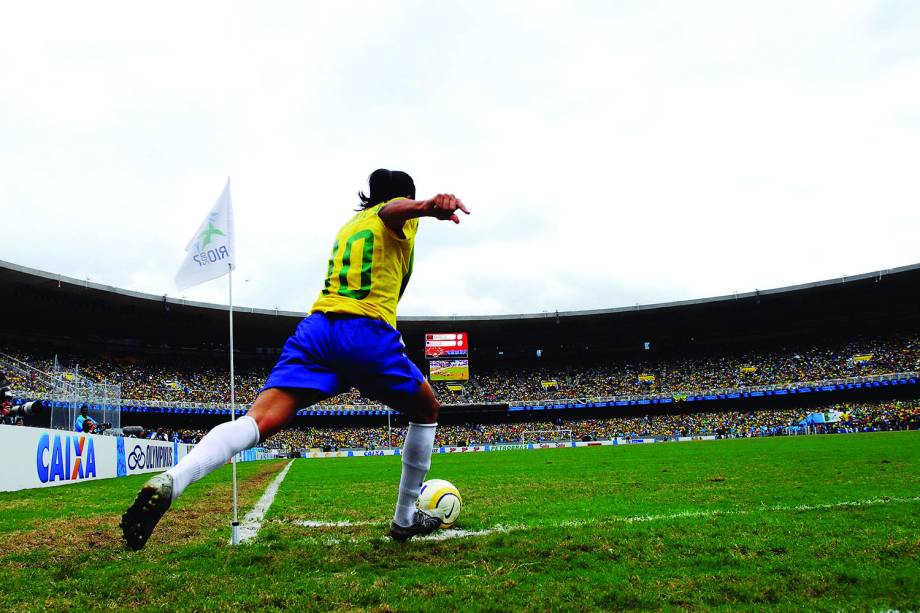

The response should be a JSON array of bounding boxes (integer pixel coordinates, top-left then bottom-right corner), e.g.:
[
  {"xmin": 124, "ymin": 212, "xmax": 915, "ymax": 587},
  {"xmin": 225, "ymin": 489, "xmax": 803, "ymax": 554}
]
[{"xmin": 416, "ymin": 479, "xmax": 462, "ymax": 528}]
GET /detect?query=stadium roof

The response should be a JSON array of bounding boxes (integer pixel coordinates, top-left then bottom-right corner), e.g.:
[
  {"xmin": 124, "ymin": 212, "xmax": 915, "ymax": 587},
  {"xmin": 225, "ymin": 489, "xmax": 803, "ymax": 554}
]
[{"xmin": 2, "ymin": 259, "xmax": 918, "ymax": 362}]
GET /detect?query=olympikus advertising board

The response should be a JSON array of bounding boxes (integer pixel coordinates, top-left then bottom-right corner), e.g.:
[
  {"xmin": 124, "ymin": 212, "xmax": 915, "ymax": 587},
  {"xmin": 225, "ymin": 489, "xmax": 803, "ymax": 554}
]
[
  {"xmin": 119, "ymin": 437, "xmax": 194, "ymax": 477},
  {"xmin": 0, "ymin": 425, "xmax": 193, "ymax": 493}
]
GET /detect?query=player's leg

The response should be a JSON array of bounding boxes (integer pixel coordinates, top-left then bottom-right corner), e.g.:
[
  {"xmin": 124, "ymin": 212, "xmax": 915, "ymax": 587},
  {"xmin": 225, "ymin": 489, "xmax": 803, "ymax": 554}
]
[
  {"xmin": 121, "ymin": 388, "xmax": 326, "ymax": 550},
  {"xmin": 358, "ymin": 378, "xmax": 441, "ymax": 541},
  {"xmin": 166, "ymin": 387, "xmax": 325, "ymax": 500},
  {"xmin": 373, "ymin": 381, "xmax": 441, "ymax": 537},
  {"xmin": 122, "ymin": 313, "xmax": 342, "ymax": 550},
  {"xmin": 332, "ymin": 315, "xmax": 441, "ymax": 540}
]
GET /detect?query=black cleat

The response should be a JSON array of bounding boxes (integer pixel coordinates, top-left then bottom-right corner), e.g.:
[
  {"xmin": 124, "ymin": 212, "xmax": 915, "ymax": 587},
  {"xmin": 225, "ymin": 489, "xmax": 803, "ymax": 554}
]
[
  {"xmin": 120, "ymin": 473, "xmax": 173, "ymax": 550},
  {"xmin": 389, "ymin": 510, "xmax": 442, "ymax": 542}
]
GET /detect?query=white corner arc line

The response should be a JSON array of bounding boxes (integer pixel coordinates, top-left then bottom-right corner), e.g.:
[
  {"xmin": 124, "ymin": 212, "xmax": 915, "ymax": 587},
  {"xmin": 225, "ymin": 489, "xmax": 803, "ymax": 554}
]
[
  {"xmin": 415, "ymin": 524, "xmax": 524, "ymax": 541},
  {"xmin": 236, "ymin": 460, "xmax": 295, "ymax": 544},
  {"xmin": 285, "ymin": 520, "xmax": 523, "ymax": 540}
]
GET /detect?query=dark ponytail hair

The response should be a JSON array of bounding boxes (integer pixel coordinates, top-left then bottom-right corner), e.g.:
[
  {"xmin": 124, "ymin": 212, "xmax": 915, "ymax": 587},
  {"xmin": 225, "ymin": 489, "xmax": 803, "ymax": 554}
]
[{"xmin": 358, "ymin": 168, "xmax": 416, "ymax": 209}]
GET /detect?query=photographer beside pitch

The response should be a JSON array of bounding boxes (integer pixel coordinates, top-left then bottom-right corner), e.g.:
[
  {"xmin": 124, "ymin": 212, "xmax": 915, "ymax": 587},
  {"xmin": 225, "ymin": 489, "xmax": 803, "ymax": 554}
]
[
  {"xmin": 74, "ymin": 405, "xmax": 98, "ymax": 433},
  {"xmin": 121, "ymin": 169, "xmax": 469, "ymax": 550},
  {"xmin": 1, "ymin": 371, "xmax": 17, "ymax": 425},
  {"xmin": 0, "ymin": 372, "xmax": 47, "ymax": 426}
]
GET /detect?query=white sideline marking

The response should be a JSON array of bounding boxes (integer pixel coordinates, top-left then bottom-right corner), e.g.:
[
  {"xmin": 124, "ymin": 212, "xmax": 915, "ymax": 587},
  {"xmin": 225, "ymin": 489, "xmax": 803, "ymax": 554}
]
[
  {"xmin": 284, "ymin": 496, "xmax": 919, "ymax": 545},
  {"xmin": 236, "ymin": 460, "xmax": 295, "ymax": 544},
  {"xmin": 292, "ymin": 520, "xmax": 381, "ymax": 528},
  {"xmin": 619, "ymin": 496, "xmax": 920, "ymax": 524}
]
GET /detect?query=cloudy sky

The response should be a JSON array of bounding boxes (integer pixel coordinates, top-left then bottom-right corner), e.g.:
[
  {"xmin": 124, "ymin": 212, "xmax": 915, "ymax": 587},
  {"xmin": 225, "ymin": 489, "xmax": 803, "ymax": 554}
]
[{"xmin": 1, "ymin": 1, "xmax": 918, "ymax": 316}]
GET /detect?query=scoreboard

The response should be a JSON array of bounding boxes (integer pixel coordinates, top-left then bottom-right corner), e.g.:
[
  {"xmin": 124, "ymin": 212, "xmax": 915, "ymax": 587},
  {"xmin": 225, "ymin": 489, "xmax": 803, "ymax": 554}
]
[{"xmin": 424, "ymin": 332, "xmax": 468, "ymax": 358}]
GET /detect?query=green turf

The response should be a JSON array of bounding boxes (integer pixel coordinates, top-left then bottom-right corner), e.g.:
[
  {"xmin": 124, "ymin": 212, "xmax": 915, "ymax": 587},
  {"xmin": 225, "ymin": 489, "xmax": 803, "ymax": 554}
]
[{"xmin": 1, "ymin": 433, "xmax": 918, "ymax": 611}]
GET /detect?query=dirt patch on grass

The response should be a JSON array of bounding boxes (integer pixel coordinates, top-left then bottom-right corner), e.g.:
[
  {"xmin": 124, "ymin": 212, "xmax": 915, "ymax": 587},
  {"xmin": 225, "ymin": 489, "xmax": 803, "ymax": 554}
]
[
  {"xmin": 146, "ymin": 461, "xmax": 284, "ymax": 551},
  {"xmin": 0, "ymin": 461, "xmax": 286, "ymax": 562},
  {"xmin": 1, "ymin": 515, "xmax": 116, "ymax": 558}
]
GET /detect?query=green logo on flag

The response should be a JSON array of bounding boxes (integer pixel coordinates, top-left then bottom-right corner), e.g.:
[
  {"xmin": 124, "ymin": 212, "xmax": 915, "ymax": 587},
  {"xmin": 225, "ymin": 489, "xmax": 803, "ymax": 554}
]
[{"xmin": 199, "ymin": 221, "xmax": 226, "ymax": 250}]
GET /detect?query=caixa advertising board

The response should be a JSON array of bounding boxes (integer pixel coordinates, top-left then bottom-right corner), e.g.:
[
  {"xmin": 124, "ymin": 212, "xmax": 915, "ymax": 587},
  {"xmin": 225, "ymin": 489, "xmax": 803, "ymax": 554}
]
[{"xmin": 0, "ymin": 424, "xmax": 193, "ymax": 493}]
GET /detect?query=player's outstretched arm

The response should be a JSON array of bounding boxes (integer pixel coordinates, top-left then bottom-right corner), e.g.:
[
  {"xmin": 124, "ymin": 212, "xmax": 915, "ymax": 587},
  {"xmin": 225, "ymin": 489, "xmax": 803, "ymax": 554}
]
[{"xmin": 379, "ymin": 194, "xmax": 470, "ymax": 234}]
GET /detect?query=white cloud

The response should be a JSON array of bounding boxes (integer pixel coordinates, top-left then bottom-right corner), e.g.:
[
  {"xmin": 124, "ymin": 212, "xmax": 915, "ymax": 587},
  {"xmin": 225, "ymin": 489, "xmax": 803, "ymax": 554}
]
[{"xmin": 0, "ymin": 0, "xmax": 918, "ymax": 316}]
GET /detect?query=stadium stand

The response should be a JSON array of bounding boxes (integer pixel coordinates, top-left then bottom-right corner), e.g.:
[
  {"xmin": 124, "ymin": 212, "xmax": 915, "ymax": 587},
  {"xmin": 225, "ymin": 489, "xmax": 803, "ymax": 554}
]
[
  {"xmin": 1, "ymin": 259, "xmax": 918, "ymax": 441},
  {"xmin": 92, "ymin": 400, "xmax": 917, "ymax": 451},
  {"xmin": 259, "ymin": 400, "xmax": 920, "ymax": 451},
  {"xmin": 2, "ymin": 333, "xmax": 917, "ymax": 405}
]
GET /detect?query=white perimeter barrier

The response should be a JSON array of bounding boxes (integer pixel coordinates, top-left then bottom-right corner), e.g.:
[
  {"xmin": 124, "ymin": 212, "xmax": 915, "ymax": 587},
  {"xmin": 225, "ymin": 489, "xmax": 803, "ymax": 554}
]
[
  {"xmin": 0, "ymin": 424, "xmax": 195, "ymax": 493},
  {"xmin": 299, "ymin": 436, "xmax": 718, "ymax": 459},
  {"xmin": 2, "ymin": 424, "xmax": 718, "ymax": 490}
]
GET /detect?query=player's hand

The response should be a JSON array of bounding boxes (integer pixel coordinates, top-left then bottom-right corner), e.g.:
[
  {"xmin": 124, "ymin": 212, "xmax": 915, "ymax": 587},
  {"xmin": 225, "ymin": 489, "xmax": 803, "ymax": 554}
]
[{"xmin": 427, "ymin": 194, "xmax": 470, "ymax": 224}]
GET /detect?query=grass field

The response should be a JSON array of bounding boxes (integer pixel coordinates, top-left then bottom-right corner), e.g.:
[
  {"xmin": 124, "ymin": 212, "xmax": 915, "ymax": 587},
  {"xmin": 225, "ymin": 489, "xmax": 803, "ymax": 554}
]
[{"xmin": 1, "ymin": 433, "xmax": 918, "ymax": 611}]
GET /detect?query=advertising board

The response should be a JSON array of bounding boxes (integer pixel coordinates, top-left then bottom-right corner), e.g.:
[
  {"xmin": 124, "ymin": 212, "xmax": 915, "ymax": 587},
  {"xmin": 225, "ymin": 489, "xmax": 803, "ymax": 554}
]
[{"xmin": 1, "ymin": 425, "xmax": 192, "ymax": 493}]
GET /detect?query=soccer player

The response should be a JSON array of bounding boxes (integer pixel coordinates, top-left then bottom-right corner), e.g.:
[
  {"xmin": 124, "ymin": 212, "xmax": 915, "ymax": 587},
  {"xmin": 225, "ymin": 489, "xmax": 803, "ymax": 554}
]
[{"xmin": 121, "ymin": 169, "xmax": 469, "ymax": 550}]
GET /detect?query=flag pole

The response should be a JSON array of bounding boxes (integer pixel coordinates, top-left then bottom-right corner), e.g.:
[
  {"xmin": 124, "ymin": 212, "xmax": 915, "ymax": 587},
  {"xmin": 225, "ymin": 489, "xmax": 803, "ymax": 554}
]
[
  {"xmin": 229, "ymin": 261, "xmax": 240, "ymax": 546},
  {"xmin": 174, "ymin": 177, "xmax": 237, "ymax": 543}
]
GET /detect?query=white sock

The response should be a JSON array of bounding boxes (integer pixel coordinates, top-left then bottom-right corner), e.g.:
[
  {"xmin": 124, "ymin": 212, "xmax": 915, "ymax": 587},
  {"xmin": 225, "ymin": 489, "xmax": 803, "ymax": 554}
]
[
  {"xmin": 393, "ymin": 422, "xmax": 437, "ymax": 527},
  {"xmin": 165, "ymin": 416, "xmax": 260, "ymax": 501}
]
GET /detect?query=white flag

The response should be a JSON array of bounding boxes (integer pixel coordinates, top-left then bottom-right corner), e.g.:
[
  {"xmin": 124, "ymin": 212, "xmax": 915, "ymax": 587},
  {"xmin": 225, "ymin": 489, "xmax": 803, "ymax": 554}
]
[{"xmin": 175, "ymin": 178, "xmax": 236, "ymax": 291}]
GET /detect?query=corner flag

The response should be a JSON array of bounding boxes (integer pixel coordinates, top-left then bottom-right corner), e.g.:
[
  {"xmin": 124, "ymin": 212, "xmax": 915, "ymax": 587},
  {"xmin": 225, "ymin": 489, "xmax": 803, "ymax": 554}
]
[
  {"xmin": 175, "ymin": 178, "xmax": 235, "ymax": 291},
  {"xmin": 173, "ymin": 177, "xmax": 243, "ymax": 544}
]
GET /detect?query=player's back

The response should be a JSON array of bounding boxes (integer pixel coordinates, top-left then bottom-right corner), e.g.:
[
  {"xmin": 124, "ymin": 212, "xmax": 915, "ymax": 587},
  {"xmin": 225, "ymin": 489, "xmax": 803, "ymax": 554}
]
[{"xmin": 310, "ymin": 198, "xmax": 418, "ymax": 328}]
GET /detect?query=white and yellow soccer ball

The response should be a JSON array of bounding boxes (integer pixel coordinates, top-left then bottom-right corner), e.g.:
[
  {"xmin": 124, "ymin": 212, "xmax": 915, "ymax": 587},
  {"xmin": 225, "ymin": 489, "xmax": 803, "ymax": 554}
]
[{"xmin": 416, "ymin": 479, "xmax": 462, "ymax": 528}]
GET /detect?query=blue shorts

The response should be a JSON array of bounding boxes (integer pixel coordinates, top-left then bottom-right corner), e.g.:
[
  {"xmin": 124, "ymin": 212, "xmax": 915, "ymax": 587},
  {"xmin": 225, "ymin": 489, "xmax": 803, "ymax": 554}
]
[{"xmin": 262, "ymin": 313, "xmax": 425, "ymax": 400}]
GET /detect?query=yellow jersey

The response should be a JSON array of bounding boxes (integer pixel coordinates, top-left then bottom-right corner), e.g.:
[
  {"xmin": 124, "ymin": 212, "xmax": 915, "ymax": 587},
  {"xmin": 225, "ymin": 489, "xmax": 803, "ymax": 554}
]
[{"xmin": 310, "ymin": 199, "xmax": 417, "ymax": 328}]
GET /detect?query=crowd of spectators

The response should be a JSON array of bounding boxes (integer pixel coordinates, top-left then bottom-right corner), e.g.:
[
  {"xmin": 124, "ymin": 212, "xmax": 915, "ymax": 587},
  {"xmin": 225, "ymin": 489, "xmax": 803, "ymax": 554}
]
[
  {"xmin": 0, "ymin": 347, "xmax": 377, "ymax": 406},
  {"xmin": 90, "ymin": 399, "xmax": 916, "ymax": 450},
  {"xmin": 4, "ymin": 341, "xmax": 916, "ymax": 448},
  {"xmin": 459, "ymin": 335, "xmax": 920, "ymax": 403},
  {"xmin": 2, "ymin": 334, "xmax": 918, "ymax": 407},
  {"xmin": 260, "ymin": 400, "xmax": 920, "ymax": 451}
]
